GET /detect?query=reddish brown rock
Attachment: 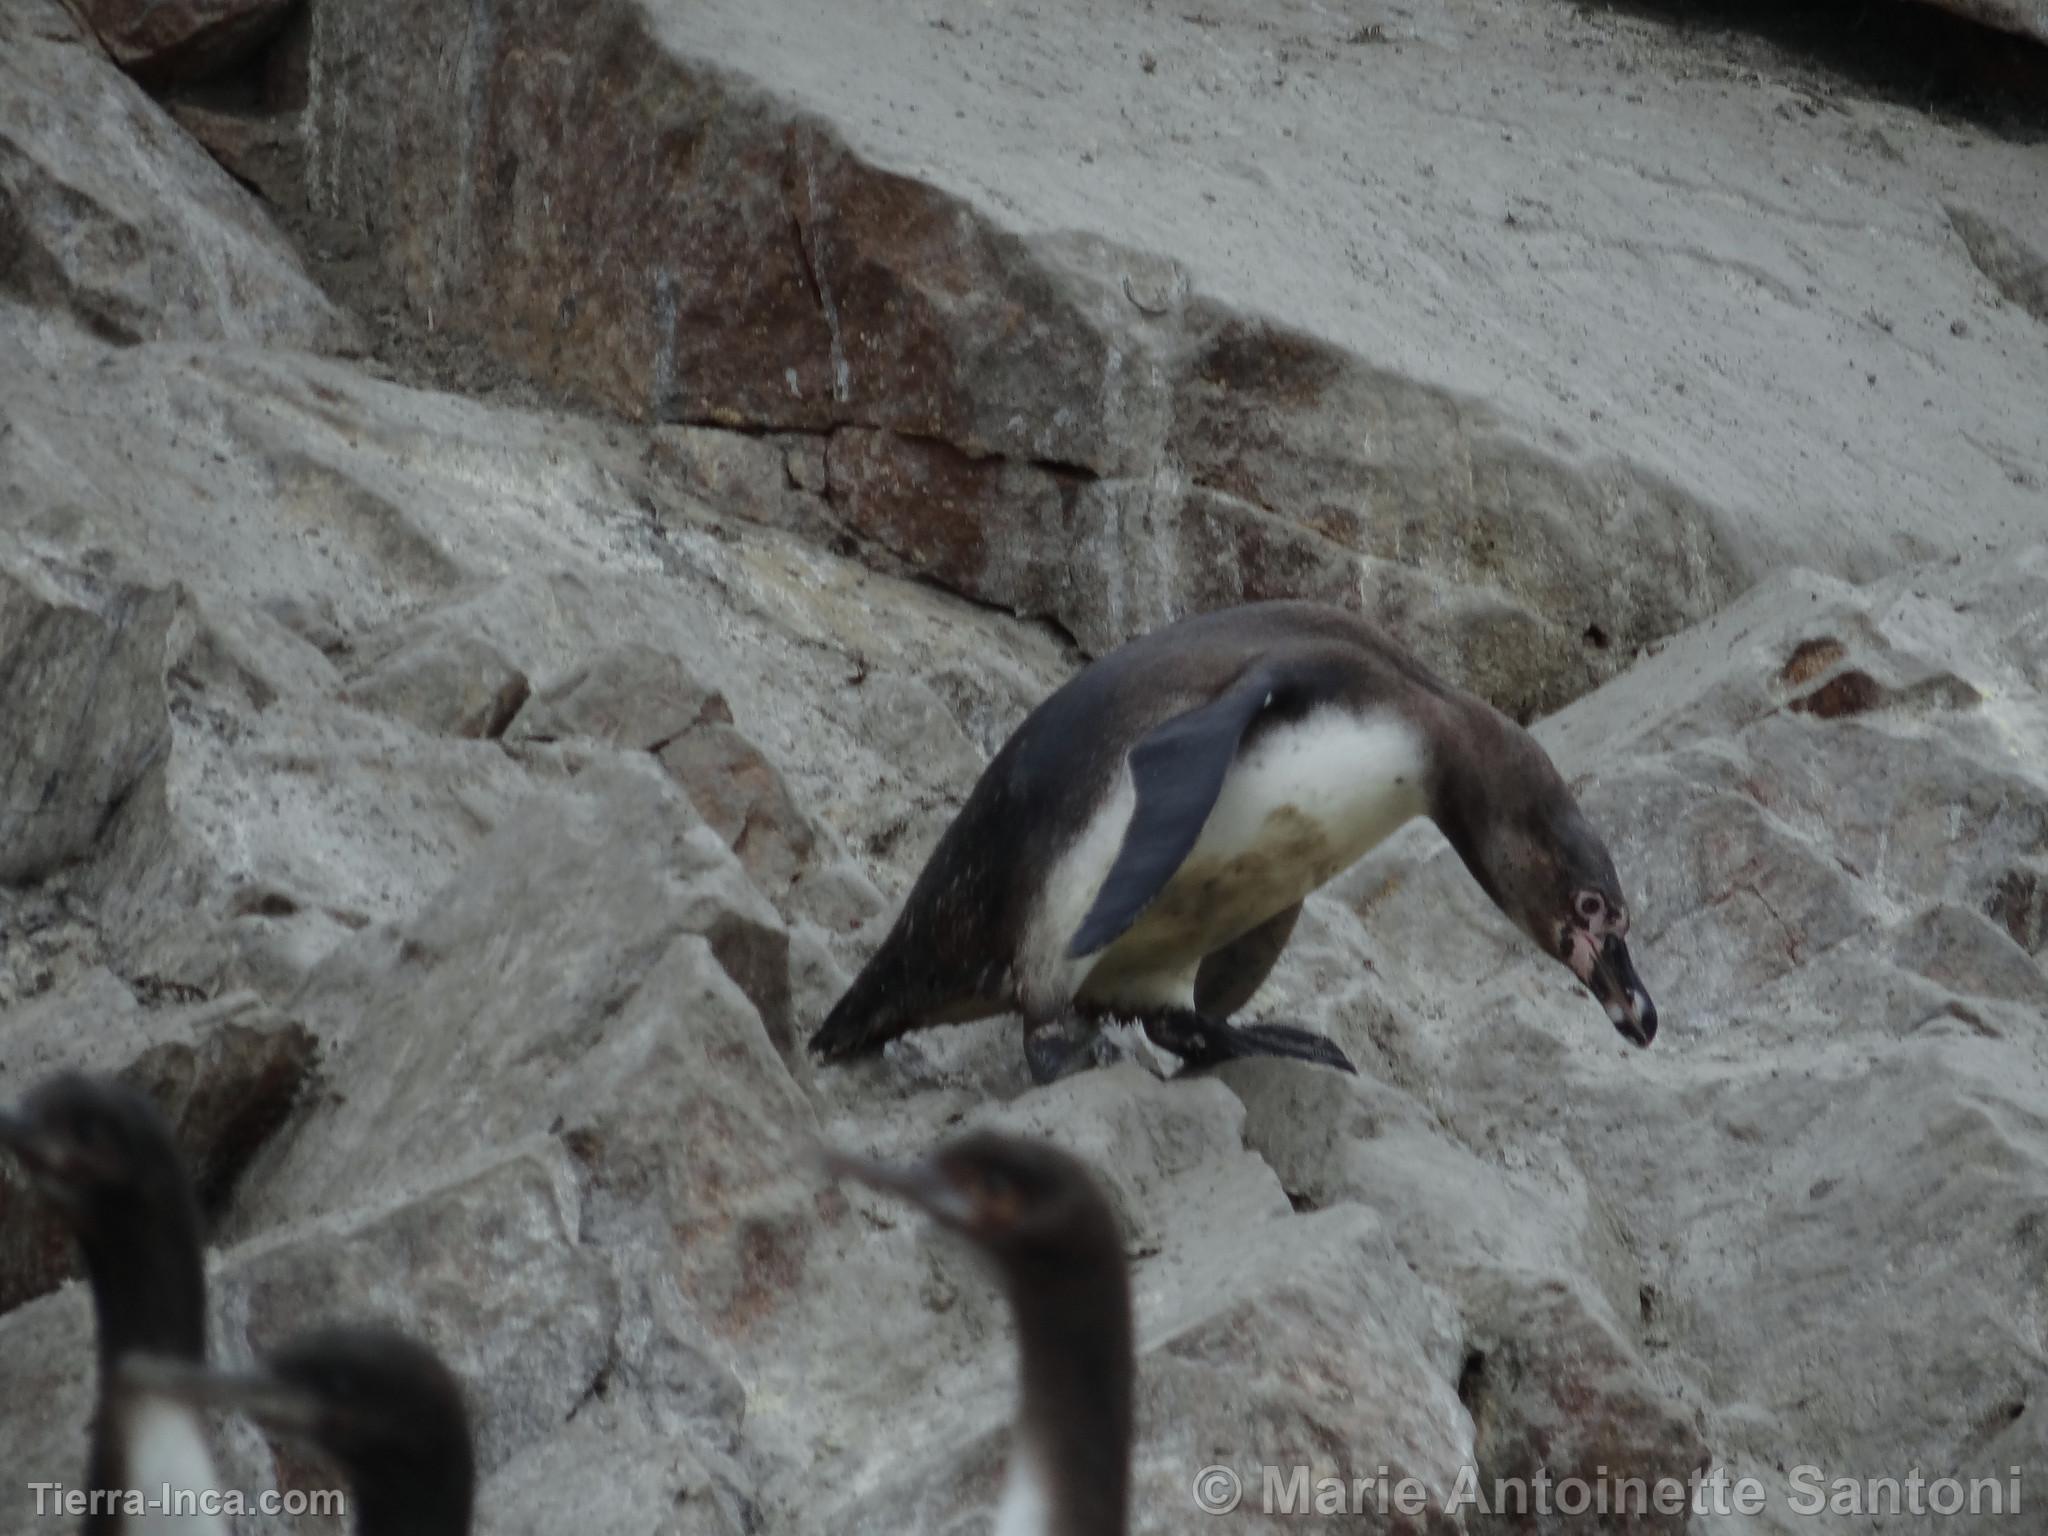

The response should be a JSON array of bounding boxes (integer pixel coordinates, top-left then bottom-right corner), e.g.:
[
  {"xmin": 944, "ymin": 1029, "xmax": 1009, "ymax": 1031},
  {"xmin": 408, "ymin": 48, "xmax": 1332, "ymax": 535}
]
[
  {"xmin": 656, "ymin": 724, "xmax": 816, "ymax": 902},
  {"xmin": 287, "ymin": 0, "xmax": 1740, "ymax": 714}
]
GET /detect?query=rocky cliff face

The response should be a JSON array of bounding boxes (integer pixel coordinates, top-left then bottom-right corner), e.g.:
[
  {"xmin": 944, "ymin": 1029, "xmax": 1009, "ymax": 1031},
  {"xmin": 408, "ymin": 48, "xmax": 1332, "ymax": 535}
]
[{"xmin": 2, "ymin": 0, "xmax": 2045, "ymax": 1532}]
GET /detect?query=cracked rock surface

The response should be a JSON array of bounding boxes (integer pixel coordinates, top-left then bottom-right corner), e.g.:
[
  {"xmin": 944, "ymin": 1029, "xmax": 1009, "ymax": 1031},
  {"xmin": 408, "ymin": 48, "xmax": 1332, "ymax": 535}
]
[{"xmin": 2, "ymin": 0, "xmax": 2046, "ymax": 1532}]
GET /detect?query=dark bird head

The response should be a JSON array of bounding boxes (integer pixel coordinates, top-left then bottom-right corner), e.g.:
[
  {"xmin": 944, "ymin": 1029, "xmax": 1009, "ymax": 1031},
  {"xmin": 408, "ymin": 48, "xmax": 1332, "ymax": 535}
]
[
  {"xmin": 826, "ymin": 1131, "xmax": 1132, "ymax": 1536},
  {"xmin": 825, "ymin": 1130, "xmax": 1124, "ymax": 1268},
  {"xmin": 1435, "ymin": 725, "xmax": 1657, "ymax": 1048},
  {"xmin": 121, "ymin": 1326, "xmax": 475, "ymax": 1536},
  {"xmin": 0, "ymin": 1072, "xmax": 206, "ymax": 1364}
]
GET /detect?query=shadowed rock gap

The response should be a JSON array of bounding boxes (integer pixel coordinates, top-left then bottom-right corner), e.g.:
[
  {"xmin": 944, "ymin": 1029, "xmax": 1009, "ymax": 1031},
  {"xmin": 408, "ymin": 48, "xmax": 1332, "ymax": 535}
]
[{"xmin": 1585, "ymin": 0, "xmax": 2048, "ymax": 135}]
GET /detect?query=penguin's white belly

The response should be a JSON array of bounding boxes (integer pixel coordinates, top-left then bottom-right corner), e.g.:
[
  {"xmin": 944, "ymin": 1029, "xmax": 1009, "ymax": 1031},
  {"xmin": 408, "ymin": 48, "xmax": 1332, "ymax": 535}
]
[
  {"xmin": 994, "ymin": 1447, "xmax": 1052, "ymax": 1536},
  {"xmin": 1080, "ymin": 709, "xmax": 1427, "ymax": 1003},
  {"xmin": 122, "ymin": 1397, "xmax": 230, "ymax": 1536}
]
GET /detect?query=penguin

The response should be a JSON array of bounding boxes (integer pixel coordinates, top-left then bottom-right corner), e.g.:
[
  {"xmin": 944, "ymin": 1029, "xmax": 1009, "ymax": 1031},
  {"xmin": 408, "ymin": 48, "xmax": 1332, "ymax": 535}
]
[
  {"xmin": 827, "ymin": 1132, "xmax": 1131, "ymax": 1536},
  {"xmin": 810, "ymin": 600, "xmax": 1656, "ymax": 1083},
  {"xmin": 118, "ymin": 1326, "xmax": 475, "ymax": 1536},
  {"xmin": 0, "ymin": 1074, "xmax": 226, "ymax": 1536}
]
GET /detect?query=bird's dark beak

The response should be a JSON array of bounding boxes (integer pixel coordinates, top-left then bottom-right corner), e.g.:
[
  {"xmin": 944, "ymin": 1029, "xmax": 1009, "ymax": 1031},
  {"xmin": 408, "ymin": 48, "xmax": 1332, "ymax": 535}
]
[
  {"xmin": 117, "ymin": 1356, "xmax": 325, "ymax": 1438},
  {"xmin": 1586, "ymin": 933, "xmax": 1656, "ymax": 1047},
  {"xmin": 820, "ymin": 1147, "xmax": 976, "ymax": 1228}
]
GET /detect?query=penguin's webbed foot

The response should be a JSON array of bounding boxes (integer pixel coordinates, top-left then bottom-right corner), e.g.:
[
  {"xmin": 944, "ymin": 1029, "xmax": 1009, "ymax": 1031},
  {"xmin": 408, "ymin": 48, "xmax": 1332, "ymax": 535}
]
[
  {"xmin": 1227, "ymin": 1021, "xmax": 1358, "ymax": 1074},
  {"xmin": 1142, "ymin": 1012, "xmax": 1356, "ymax": 1075}
]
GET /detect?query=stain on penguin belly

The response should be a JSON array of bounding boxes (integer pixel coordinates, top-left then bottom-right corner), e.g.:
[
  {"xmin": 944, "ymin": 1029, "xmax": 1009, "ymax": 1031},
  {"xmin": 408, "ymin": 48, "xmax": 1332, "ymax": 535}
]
[{"xmin": 1085, "ymin": 709, "xmax": 1428, "ymax": 1003}]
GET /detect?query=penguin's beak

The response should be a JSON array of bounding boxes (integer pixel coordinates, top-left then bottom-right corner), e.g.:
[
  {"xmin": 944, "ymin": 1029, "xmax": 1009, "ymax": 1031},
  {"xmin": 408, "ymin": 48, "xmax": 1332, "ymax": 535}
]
[
  {"xmin": 1582, "ymin": 933, "xmax": 1657, "ymax": 1047},
  {"xmin": 116, "ymin": 1356, "xmax": 325, "ymax": 1438},
  {"xmin": 819, "ymin": 1147, "xmax": 978, "ymax": 1229}
]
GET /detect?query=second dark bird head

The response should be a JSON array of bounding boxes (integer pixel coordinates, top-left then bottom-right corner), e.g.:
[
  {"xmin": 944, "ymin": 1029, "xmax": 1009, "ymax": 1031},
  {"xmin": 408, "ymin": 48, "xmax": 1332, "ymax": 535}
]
[
  {"xmin": 122, "ymin": 1325, "xmax": 475, "ymax": 1536},
  {"xmin": 824, "ymin": 1129, "xmax": 1124, "ymax": 1265}
]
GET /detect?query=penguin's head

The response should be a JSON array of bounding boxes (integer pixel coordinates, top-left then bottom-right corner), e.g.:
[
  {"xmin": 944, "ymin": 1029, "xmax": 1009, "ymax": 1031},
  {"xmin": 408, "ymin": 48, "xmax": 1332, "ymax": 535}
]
[
  {"xmin": 1486, "ymin": 792, "xmax": 1657, "ymax": 1048},
  {"xmin": 0, "ymin": 1073, "xmax": 184, "ymax": 1222},
  {"xmin": 121, "ymin": 1326, "xmax": 475, "ymax": 1534},
  {"xmin": 825, "ymin": 1130, "xmax": 1121, "ymax": 1264}
]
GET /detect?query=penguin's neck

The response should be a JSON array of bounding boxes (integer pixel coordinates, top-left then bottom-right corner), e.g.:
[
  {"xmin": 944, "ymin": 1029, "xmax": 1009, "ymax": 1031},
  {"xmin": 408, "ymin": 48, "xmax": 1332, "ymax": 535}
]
[
  {"xmin": 77, "ymin": 1189, "xmax": 210, "ymax": 1536},
  {"xmin": 1000, "ymin": 1256, "xmax": 1133, "ymax": 1536},
  {"xmin": 349, "ymin": 1460, "xmax": 474, "ymax": 1536},
  {"xmin": 1419, "ymin": 695, "xmax": 1523, "ymax": 911},
  {"xmin": 79, "ymin": 1189, "xmax": 207, "ymax": 1369}
]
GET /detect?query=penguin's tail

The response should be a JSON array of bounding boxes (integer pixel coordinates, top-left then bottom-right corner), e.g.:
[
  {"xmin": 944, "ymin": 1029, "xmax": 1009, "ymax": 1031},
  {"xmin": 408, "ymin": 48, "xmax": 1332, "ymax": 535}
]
[{"xmin": 807, "ymin": 945, "xmax": 925, "ymax": 1061}]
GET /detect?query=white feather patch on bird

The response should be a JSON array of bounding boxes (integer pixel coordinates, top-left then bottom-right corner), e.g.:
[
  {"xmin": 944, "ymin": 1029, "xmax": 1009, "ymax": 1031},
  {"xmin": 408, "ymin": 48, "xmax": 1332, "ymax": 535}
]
[
  {"xmin": 121, "ymin": 1395, "xmax": 231, "ymax": 1536},
  {"xmin": 1081, "ymin": 707, "xmax": 1428, "ymax": 1000},
  {"xmin": 994, "ymin": 1444, "xmax": 1053, "ymax": 1536}
]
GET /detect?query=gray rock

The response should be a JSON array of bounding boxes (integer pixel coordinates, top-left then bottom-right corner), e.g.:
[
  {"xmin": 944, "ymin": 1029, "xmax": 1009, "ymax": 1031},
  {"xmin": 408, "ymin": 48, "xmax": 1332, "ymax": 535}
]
[
  {"xmin": 225, "ymin": 1141, "xmax": 616, "ymax": 1476},
  {"xmin": 1948, "ymin": 203, "xmax": 2048, "ymax": 328},
  {"xmin": 0, "ymin": 560, "xmax": 176, "ymax": 885},
  {"xmin": 342, "ymin": 629, "xmax": 531, "ymax": 740},
  {"xmin": 0, "ymin": 0, "xmax": 355, "ymax": 349}
]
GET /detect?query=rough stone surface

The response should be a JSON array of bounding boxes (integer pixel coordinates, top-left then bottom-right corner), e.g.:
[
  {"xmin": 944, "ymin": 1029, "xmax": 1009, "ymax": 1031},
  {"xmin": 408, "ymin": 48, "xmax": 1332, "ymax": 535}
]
[
  {"xmin": 1948, "ymin": 203, "xmax": 2048, "ymax": 327},
  {"xmin": 4, "ymin": 4, "xmax": 2048, "ymax": 1536},
  {"xmin": 274, "ymin": 0, "xmax": 2045, "ymax": 714},
  {"xmin": 0, "ymin": 1, "xmax": 356, "ymax": 350},
  {"xmin": 0, "ymin": 561, "xmax": 176, "ymax": 885}
]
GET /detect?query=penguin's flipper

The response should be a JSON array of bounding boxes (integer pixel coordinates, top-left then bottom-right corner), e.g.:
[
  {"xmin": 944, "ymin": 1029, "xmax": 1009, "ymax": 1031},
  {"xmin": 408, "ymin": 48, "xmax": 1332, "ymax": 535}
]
[{"xmin": 1068, "ymin": 667, "xmax": 1285, "ymax": 959}]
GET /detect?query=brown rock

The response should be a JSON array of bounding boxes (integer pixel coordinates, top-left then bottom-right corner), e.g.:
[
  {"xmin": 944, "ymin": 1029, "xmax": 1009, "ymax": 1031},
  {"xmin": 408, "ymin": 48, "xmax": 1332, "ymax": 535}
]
[
  {"xmin": 657, "ymin": 724, "xmax": 816, "ymax": 901},
  {"xmin": 284, "ymin": 0, "xmax": 1742, "ymax": 714}
]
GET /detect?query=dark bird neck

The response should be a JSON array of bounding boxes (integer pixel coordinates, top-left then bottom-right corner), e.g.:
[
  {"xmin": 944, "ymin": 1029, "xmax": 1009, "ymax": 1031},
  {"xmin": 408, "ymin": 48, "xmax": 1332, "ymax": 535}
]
[
  {"xmin": 1417, "ymin": 693, "xmax": 1525, "ymax": 907},
  {"xmin": 80, "ymin": 1186, "xmax": 207, "ymax": 1536},
  {"xmin": 1003, "ymin": 1251, "xmax": 1133, "ymax": 1536},
  {"xmin": 351, "ymin": 1474, "xmax": 473, "ymax": 1536},
  {"xmin": 80, "ymin": 1187, "xmax": 207, "ymax": 1370}
]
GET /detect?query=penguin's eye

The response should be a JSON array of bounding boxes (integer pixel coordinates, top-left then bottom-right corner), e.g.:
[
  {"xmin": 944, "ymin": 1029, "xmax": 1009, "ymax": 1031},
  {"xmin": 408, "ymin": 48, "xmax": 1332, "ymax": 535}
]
[{"xmin": 1575, "ymin": 893, "xmax": 1604, "ymax": 923}]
